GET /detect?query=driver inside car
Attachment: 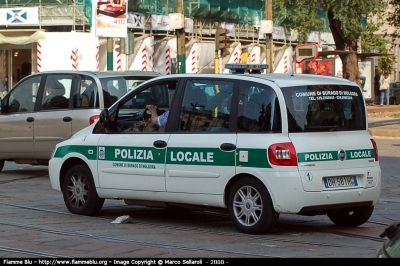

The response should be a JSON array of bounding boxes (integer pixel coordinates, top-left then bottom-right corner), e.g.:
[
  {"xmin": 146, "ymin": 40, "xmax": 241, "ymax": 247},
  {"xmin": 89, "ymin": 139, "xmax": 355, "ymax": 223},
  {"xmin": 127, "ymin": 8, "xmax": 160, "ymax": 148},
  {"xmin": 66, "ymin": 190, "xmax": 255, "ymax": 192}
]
[
  {"xmin": 121, "ymin": 98, "xmax": 168, "ymax": 133},
  {"xmin": 120, "ymin": 83, "xmax": 178, "ymax": 133}
]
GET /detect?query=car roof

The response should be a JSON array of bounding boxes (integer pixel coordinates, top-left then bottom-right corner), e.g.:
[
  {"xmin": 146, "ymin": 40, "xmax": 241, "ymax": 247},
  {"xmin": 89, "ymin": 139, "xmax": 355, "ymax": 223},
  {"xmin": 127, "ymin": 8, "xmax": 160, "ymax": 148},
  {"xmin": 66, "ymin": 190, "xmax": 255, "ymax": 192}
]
[
  {"xmin": 148, "ymin": 73, "xmax": 358, "ymax": 87},
  {"xmin": 33, "ymin": 70, "xmax": 161, "ymax": 78},
  {"xmin": 247, "ymin": 73, "xmax": 357, "ymax": 87}
]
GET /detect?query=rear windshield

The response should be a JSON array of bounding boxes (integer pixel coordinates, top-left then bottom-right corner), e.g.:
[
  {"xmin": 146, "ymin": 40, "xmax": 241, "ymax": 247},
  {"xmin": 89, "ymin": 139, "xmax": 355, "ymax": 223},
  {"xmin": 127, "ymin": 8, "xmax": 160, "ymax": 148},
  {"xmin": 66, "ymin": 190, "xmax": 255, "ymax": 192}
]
[{"xmin": 282, "ymin": 85, "xmax": 366, "ymax": 133}]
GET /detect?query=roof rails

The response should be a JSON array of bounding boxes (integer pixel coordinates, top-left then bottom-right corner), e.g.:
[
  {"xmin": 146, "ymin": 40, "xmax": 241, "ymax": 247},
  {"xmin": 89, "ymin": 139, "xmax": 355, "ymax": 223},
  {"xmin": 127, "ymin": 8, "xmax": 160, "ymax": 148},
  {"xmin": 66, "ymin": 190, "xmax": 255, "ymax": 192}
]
[{"xmin": 225, "ymin": 64, "xmax": 269, "ymax": 74}]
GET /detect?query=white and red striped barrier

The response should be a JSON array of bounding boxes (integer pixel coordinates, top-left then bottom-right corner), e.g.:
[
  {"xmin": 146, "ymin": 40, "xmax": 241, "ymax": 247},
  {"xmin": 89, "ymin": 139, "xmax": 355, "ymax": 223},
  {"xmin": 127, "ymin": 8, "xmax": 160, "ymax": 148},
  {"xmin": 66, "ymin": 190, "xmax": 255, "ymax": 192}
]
[
  {"xmin": 141, "ymin": 47, "xmax": 147, "ymax": 71},
  {"xmin": 37, "ymin": 42, "xmax": 42, "ymax": 73},
  {"xmin": 283, "ymin": 55, "xmax": 288, "ymax": 73},
  {"xmin": 165, "ymin": 48, "xmax": 171, "ymax": 75},
  {"xmin": 116, "ymin": 50, "xmax": 121, "ymax": 71},
  {"xmin": 96, "ymin": 45, "xmax": 100, "ymax": 71},
  {"xmin": 272, "ymin": 52, "xmax": 275, "ymax": 72},
  {"xmin": 71, "ymin": 48, "xmax": 78, "ymax": 70},
  {"xmin": 251, "ymin": 53, "xmax": 256, "ymax": 63},
  {"xmin": 234, "ymin": 50, "xmax": 240, "ymax": 63},
  {"xmin": 191, "ymin": 49, "xmax": 197, "ymax": 73}
]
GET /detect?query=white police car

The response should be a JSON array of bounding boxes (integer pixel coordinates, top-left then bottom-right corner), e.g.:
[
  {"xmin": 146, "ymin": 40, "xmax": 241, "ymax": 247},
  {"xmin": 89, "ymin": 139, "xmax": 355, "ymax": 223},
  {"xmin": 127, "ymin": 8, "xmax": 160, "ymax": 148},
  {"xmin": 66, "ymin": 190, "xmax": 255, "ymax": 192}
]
[{"xmin": 49, "ymin": 64, "xmax": 381, "ymax": 234}]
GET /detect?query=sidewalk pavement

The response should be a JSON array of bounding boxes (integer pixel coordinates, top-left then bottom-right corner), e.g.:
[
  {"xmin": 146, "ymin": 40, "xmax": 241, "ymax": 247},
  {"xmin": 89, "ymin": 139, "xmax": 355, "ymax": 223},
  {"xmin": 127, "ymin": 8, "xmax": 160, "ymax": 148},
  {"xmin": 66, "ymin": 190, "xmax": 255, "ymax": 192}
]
[{"xmin": 367, "ymin": 105, "xmax": 400, "ymax": 138}]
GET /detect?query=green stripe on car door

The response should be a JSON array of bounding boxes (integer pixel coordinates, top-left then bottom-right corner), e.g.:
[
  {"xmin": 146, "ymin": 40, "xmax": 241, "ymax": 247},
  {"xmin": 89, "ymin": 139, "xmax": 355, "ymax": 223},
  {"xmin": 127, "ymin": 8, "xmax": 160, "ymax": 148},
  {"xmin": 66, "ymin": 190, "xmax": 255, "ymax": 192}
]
[
  {"xmin": 53, "ymin": 145, "xmax": 97, "ymax": 160},
  {"xmin": 54, "ymin": 145, "xmax": 273, "ymax": 168},
  {"xmin": 166, "ymin": 147, "xmax": 235, "ymax": 166}
]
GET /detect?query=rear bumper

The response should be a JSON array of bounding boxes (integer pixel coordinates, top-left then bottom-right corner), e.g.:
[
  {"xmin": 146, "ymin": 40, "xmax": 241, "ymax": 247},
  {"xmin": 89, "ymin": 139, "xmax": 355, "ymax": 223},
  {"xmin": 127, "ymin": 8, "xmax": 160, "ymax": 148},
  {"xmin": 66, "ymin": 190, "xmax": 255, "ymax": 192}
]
[
  {"xmin": 298, "ymin": 201, "xmax": 373, "ymax": 216},
  {"xmin": 276, "ymin": 185, "xmax": 380, "ymax": 214},
  {"xmin": 257, "ymin": 169, "xmax": 381, "ymax": 214}
]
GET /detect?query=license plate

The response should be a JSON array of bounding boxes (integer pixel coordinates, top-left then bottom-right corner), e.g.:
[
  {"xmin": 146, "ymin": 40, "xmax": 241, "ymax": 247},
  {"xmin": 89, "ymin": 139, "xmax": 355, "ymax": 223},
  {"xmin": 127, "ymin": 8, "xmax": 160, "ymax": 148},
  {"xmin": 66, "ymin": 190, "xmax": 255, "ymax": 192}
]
[{"xmin": 323, "ymin": 176, "xmax": 358, "ymax": 188}]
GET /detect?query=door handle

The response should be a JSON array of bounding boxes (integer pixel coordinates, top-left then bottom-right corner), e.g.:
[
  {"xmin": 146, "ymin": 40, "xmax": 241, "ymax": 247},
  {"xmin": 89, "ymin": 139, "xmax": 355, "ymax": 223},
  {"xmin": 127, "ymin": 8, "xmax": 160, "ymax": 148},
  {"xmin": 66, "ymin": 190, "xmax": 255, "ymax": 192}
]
[
  {"xmin": 26, "ymin": 117, "xmax": 34, "ymax": 122},
  {"xmin": 220, "ymin": 143, "xmax": 236, "ymax": 151},
  {"xmin": 153, "ymin": 140, "xmax": 167, "ymax": 148},
  {"xmin": 63, "ymin": 116, "xmax": 72, "ymax": 122}
]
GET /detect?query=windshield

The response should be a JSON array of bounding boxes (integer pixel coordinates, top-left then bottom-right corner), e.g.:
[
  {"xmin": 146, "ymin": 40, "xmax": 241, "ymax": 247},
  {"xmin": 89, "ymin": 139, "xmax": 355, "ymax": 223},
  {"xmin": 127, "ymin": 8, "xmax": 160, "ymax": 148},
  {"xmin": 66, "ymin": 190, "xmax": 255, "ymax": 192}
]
[{"xmin": 282, "ymin": 84, "xmax": 366, "ymax": 133}]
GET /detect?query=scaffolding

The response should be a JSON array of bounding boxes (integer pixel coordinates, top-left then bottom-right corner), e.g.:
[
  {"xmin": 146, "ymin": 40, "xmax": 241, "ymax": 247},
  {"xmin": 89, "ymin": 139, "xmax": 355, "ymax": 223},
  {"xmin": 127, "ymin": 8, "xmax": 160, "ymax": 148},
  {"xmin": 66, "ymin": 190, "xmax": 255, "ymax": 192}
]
[
  {"xmin": 0, "ymin": 0, "xmax": 265, "ymax": 27},
  {"xmin": 0, "ymin": 0, "xmax": 90, "ymax": 31},
  {"xmin": 0, "ymin": 0, "xmax": 266, "ymax": 35}
]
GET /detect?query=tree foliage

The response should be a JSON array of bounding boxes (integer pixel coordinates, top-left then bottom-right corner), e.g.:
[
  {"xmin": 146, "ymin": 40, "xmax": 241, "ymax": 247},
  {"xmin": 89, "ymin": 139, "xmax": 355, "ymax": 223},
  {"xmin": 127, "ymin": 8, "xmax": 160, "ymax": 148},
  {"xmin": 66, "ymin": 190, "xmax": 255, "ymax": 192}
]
[
  {"xmin": 273, "ymin": 0, "xmax": 387, "ymax": 85},
  {"xmin": 361, "ymin": 21, "xmax": 395, "ymax": 74},
  {"xmin": 387, "ymin": 0, "xmax": 400, "ymax": 39},
  {"xmin": 385, "ymin": 0, "xmax": 400, "ymax": 73}
]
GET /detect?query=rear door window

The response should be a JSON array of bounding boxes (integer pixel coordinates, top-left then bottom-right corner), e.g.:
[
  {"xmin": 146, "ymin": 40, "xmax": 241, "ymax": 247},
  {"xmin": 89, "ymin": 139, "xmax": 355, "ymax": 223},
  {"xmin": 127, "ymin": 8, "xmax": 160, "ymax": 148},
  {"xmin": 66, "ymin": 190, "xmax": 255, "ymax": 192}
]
[
  {"xmin": 282, "ymin": 85, "xmax": 366, "ymax": 132},
  {"xmin": 41, "ymin": 75, "xmax": 72, "ymax": 110},
  {"xmin": 178, "ymin": 79, "xmax": 234, "ymax": 132},
  {"xmin": 74, "ymin": 75, "xmax": 98, "ymax": 109},
  {"xmin": 237, "ymin": 81, "xmax": 281, "ymax": 133}
]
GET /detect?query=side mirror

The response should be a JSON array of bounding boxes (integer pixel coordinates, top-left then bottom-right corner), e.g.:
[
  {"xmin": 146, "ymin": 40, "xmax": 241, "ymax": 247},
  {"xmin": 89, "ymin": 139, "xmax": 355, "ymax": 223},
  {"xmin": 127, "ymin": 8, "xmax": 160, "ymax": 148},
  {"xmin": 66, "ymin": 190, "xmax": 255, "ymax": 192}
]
[{"xmin": 99, "ymin": 108, "xmax": 110, "ymax": 132}]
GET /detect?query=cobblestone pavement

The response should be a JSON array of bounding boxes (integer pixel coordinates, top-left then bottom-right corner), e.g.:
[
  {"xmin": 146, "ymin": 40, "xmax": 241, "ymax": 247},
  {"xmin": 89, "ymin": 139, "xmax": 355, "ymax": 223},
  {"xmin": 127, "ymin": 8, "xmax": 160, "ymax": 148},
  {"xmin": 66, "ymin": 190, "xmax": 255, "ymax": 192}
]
[{"xmin": 0, "ymin": 107, "xmax": 399, "ymax": 259}]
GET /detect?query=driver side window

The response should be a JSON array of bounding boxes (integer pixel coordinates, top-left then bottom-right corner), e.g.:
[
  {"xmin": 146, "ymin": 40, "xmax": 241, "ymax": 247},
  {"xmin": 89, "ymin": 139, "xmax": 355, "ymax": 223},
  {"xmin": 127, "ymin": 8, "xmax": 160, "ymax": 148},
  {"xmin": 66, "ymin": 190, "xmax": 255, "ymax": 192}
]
[
  {"xmin": 8, "ymin": 76, "xmax": 42, "ymax": 113},
  {"xmin": 114, "ymin": 81, "xmax": 177, "ymax": 133}
]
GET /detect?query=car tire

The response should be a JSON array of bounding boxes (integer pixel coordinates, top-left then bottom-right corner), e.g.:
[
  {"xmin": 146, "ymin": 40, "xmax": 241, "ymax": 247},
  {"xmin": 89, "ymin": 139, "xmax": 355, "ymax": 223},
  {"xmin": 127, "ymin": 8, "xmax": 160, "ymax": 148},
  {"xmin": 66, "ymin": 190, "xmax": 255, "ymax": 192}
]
[
  {"xmin": 62, "ymin": 164, "xmax": 104, "ymax": 216},
  {"xmin": 0, "ymin": 160, "xmax": 5, "ymax": 172},
  {"xmin": 228, "ymin": 178, "xmax": 279, "ymax": 234},
  {"xmin": 327, "ymin": 206, "xmax": 374, "ymax": 227}
]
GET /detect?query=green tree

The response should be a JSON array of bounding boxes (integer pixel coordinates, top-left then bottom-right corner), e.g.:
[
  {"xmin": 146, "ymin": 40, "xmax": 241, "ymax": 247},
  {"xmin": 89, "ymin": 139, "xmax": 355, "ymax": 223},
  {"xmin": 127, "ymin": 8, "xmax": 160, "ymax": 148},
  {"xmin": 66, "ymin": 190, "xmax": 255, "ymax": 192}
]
[
  {"xmin": 387, "ymin": 0, "xmax": 400, "ymax": 40},
  {"xmin": 384, "ymin": 0, "xmax": 400, "ymax": 73},
  {"xmin": 361, "ymin": 21, "xmax": 395, "ymax": 74},
  {"xmin": 273, "ymin": 0, "xmax": 386, "ymax": 85}
]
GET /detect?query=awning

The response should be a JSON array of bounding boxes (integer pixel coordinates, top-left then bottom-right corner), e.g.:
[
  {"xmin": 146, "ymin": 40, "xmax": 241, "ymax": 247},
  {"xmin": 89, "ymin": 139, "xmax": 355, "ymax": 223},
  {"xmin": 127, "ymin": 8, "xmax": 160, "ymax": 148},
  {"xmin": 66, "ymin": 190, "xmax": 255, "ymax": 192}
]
[
  {"xmin": 0, "ymin": 30, "xmax": 47, "ymax": 45},
  {"xmin": 357, "ymin": 52, "xmax": 394, "ymax": 58},
  {"xmin": 318, "ymin": 50, "xmax": 394, "ymax": 57}
]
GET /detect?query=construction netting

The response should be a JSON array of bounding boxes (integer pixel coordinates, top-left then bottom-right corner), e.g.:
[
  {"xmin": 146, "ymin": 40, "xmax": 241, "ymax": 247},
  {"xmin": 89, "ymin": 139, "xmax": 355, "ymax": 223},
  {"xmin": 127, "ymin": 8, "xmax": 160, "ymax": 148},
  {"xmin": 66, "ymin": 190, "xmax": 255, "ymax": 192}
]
[{"xmin": 130, "ymin": 0, "xmax": 265, "ymax": 25}]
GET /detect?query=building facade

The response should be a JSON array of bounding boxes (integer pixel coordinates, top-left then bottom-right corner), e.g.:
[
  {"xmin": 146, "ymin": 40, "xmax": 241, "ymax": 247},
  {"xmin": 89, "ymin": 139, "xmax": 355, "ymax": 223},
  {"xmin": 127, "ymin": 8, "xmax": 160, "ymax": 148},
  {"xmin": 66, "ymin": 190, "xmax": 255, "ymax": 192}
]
[{"xmin": 0, "ymin": 0, "xmax": 397, "ymax": 103}]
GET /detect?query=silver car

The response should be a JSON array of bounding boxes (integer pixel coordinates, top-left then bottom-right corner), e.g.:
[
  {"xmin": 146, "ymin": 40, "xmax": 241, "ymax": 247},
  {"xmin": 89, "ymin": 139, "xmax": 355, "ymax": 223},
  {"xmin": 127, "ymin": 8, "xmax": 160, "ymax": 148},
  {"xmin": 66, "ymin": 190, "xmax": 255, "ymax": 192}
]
[{"xmin": 0, "ymin": 70, "xmax": 160, "ymax": 172}]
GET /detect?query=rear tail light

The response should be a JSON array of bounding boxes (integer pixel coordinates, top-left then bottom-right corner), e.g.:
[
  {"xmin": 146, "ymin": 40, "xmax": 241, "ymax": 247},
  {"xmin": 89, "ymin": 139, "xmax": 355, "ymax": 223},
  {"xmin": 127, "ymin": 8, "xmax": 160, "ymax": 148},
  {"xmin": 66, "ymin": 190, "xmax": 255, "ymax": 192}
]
[
  {"xmin": 89, "ymin": 115, "xmax": 100, "ymax": 125},
  {"xmin": 371, "ymin": 138, "xmax": 379, "ymax": 161},
  {"xmin": 268, "ymin": 142, "xmax": 298, "ymax": 166}
]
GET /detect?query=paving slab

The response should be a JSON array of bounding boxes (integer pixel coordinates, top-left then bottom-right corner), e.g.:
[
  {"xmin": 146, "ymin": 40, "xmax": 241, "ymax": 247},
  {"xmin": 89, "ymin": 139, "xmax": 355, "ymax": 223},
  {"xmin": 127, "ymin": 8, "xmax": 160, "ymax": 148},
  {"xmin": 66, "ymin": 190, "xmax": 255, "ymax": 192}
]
[{"xmin": 367, "ymin": 105, "xmax": 400, "ymax": 138}]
